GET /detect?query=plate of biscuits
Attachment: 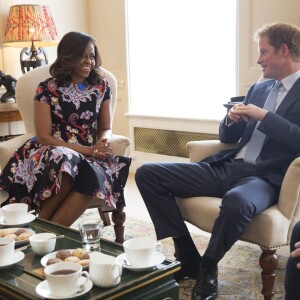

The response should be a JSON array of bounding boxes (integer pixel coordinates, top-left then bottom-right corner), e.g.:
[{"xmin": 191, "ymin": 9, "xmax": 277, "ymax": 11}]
[
  {"xmin": 0, "ymin": 228, "xmax": 35, "ymax": 246},
  {"xmin": 41, "ymin": 248, "xmax": 91, "ymax": 268}
]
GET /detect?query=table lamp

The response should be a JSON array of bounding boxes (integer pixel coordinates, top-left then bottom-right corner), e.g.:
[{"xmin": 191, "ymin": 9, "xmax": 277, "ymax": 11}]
[{"xmin": 3, "ymin": 4, "xmax": 59, "ymax": 74}]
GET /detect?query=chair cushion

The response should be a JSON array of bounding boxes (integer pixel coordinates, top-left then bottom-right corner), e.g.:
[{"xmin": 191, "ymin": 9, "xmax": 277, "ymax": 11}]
[{"xmin": 177, "ymin": 196, "xmax": 290, "ymax": 249}]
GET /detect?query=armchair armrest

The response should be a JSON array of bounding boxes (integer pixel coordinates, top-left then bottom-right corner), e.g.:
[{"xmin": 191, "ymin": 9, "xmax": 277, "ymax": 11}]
[
  {"xmin": 0, "ymin": 134, "xmax": 34, "ymax": 173},
  {"xmin": 186, "ymin": 140, "xmax": 237, "ymax": 162},
  {"xmin": 110, "ymin": 134, "xmax": 130, "ymax": 156},
  {"xmin": 278, "ymin": 157, "xmax": 300, "ymax": 222}
]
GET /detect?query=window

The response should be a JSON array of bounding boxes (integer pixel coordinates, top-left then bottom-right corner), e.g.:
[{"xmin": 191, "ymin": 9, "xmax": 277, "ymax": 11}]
[{"xmin": 126, "ymin": 0, "xmax": 237, "ymax": 120}]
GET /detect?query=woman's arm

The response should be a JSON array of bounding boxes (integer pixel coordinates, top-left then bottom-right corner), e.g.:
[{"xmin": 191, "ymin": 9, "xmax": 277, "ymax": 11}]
[
  {"xmin": 92, "ymin": 99, "xmax": 113, "ymax": 159},
  {"xmin": 34, "ymin": 100, "xmax": 94, "ymax": 157}
]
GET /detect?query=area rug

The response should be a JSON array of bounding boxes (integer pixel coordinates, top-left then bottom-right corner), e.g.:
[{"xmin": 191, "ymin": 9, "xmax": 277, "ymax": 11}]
[{"xmin": 73, "ymin": 209, "xmax": 287, "ymax": 300}]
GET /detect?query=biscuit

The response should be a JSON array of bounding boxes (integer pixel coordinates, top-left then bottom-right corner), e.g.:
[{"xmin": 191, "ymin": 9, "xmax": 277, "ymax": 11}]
[
  {"xmin": 64, "ymin": 256, "xmax": 80, "ymax": 263},
  {"xmin": 72, "ymin": 249, "xmax": 89, "ymax": 259},
  {"xmin": 78, "ymin": 259, "xmax": 90, "ymax": 267},
  {"xmin": 81, "ymin": 252, "xmax": 90, "ymax": 260},
  {"xmin": 14, "ymin": 228, "xmax": 28, "ymax": 235},
  {"xmin": 0, "ymin": 229, "xmax": 15, "ymax": 236},
  {"xmin": 56, "ymin": 250, "xmax": 71, "ymax": 260},
  {"xmin": 15, "ymin": 232, "xmax": 33, "ymax": 241},
  {"xmin": 4, "ymin": 233, "xmax": 17, "ymax": 239},
  {"xmin": 47, "ymin": 258, "xmax": 62, "ymax": 265}
]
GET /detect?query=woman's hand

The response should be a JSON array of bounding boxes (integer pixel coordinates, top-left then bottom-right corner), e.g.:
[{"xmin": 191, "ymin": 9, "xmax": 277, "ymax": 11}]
[{"xmin": 91, "ymin": 138, "xmax": 113, "ymax": 159}]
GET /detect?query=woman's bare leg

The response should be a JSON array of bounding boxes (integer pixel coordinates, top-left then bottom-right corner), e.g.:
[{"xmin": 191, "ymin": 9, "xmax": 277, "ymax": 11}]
[
  {"xmin": 39, "ymin": 172, "xmax": 73, "ymax": 220},
  {"xmin": 50, "ymin": 191, "xmax": 92, "ymax": 226}
]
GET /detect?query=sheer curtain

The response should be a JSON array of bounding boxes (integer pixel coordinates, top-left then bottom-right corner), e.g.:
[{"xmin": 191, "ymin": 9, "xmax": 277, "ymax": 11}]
[{"xmin": 126, "ymin": 0, "xmax": 237, "ymax": 120}]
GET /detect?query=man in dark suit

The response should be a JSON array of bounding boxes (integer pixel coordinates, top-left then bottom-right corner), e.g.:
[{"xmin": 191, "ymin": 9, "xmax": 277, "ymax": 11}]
[
  {"xmin": 135, "ymin": 23, "xmax": 300, "ymax": 300},
  {"xmin": 285, "ymin": 220, "xmax": 300, "ymax": 299}
]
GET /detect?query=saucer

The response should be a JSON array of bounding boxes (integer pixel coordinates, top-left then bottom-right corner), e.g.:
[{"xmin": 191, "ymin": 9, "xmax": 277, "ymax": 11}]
[
  {"xmin": 35, "ymin": 277, "xmax": 93, "ymax": 299},
  {"xmin": 0, "ymin": 251, "xmax": 25, "ymax": 268},
  {"xmin": 0, "ymin": 214, "xmax": 36, "ymax": 227},
  {"xmin": 116, "ymin": 252, "xmax": 165, "ymax": 272}
]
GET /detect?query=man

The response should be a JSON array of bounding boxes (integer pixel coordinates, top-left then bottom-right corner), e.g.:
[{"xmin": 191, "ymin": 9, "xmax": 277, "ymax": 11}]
[
  {"xmin": 135, "ymin": 23, "xmax": 300, "ymax": 300},
  {"xmin": 285, "ymin": 221, "xmax": 300, "ymax": 299}
]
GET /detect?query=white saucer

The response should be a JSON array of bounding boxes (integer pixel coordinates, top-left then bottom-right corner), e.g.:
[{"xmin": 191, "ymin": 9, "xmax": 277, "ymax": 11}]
[
  {"xmin": 0, "ymin": 251, "xmax": 25, "ymax": 268},
  {"xmin": 116, "ymin": 252, "xmax": 165, "ymax": 272},
  {"xmin": 0, "ymin": 214, "xmax": 36, "ymax": 227},
  {"xmin": 35, "ymin": 277, "xmax": 93, "ymax": 299}
]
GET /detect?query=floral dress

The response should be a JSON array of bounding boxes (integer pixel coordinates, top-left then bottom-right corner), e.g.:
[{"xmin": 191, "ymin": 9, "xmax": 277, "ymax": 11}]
[{"xmin": 0, "ymin": 77, "xmax": 131, "ymax": 213}]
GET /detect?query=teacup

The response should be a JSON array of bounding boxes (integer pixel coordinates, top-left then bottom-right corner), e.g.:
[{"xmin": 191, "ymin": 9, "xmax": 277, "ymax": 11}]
[
  {"xmin": 0, "ymin": 237, "xmax": 15, "ymax": 264},
  {"xmin": 123, "ymin": 237, "xmax": 163, "ymax": 268},
  {"xmin": 2, "ymin": 203, "xmax": 28, "ymax": 224},
  {"xmin": 29, "ymin": 233, "xmax": 56, "ymax": 255},
  {"xmin": 89, "ymin": 252, "xmax": 122, "ymax": 288},
  {"xmin": 44, "ymin": 262, "xmax": 89, "ymax": 298}
]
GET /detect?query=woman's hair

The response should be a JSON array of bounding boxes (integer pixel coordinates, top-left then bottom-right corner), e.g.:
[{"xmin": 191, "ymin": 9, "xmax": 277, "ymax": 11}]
[
  {"xmin": 254, "ymin": 23, "xmax": 300, "ymax": 61},
  {"xmin": 50, "ymin": 31, "xmax": 103, "ymax": 86}
]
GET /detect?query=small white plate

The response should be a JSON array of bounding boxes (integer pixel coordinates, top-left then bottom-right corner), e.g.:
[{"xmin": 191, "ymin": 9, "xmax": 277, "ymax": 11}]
[
  {"xmin": 0, "ymin": 214, "xmax": 36, "ymax": 227},
  {"xmin": 41, "ymin": 249, "xmax": 90, "ymax": 268},
  {"xmin": 0, "ymin": 251, "xmax": 25, "ymax": 268},
  {"xmin": 116, "ymin": 252, "xmax": 165, "ymax": 272},
  {"xmin": 35, "ymin": 276, "xmax": 93, "ymax": 299},
  {"xmin": 0, "ymin": 228, "xmax": 35, "ymax": 246}
]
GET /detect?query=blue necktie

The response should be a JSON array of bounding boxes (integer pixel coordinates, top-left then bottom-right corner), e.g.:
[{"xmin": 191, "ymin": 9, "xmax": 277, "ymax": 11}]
[{"xmin": 243, "ymin": 81, "xmax": 282, "ymax": 164}]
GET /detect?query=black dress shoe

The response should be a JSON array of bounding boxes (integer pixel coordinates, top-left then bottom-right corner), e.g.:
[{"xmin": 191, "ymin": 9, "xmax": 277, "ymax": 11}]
[{"xmin": 191, "ymin": 267, "xmax": 218, "ymax": 300}]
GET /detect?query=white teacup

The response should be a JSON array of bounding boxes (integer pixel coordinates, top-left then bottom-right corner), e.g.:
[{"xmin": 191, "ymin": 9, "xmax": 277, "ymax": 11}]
[
  {"xmin": 2, "ymin": 203, "xmax": 28, "ymax": 224},
  {"xmin": 123, "ymin": 237, "xmax": 163, "ymax": 268},
  {"xmin": 89, "ymin": 252, "xmax": 122, "ymax": 288},
  {"xmin": 29, "ymin": 233, "xmax": 56, "ymax": 256},
  {"xmin": 0, "ymin": 237, "xmax": 15, "ymax": 264},
  {"xmin": 44, "ymin": 262, "xmax": 89, "ymax": 298}
]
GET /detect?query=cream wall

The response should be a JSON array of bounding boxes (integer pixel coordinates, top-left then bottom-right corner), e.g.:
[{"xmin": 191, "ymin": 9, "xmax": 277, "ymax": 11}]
[
  {"xmin": 87, "ymin": 0, "xmax": 129, "ymax": 138},
  {"xmin": 238, "ymin": 0, "xmax": 300, "ymax": 95}
]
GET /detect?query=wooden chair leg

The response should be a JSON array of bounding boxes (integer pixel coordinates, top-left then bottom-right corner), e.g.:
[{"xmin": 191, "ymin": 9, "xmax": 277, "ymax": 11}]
[
  {"xmin": 97, "ymin": 208, "xmax": 111, "ymax": 226},
  {"xmin": 259, "ymin": 249, "xmax": 278, "ymax": 300},
  {"xmin": 111, "ymin": 208, "xmax": 126, "ymax": 244}
]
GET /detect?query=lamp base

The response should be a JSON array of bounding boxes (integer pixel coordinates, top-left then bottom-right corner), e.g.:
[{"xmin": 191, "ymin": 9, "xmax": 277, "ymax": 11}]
[{"xmin": 20, "ymin": 44, "xmax": 48, "ymax": 74}]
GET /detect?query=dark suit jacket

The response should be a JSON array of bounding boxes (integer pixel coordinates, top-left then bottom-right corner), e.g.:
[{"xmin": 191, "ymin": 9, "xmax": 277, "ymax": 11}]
[{"xmin": 203, "ymin": 77, "xmax": 300, "ymax": 188}]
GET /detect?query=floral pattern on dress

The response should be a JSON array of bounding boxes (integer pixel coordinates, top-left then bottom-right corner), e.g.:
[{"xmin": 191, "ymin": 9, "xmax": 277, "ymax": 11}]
[{"xmin": 0, "ymin": 76, "xmax": 131, "ymax": 213}]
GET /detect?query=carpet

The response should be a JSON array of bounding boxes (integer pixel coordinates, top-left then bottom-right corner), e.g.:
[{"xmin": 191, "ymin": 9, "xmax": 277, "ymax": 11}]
[{"xmin": 73, "ymin": 209, "xmax": 287, "ymax": 300}]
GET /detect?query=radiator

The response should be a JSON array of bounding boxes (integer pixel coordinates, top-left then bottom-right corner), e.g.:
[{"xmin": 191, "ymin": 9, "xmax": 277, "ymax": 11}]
[{"xmin": 134, "ymin": 127, "xmax": 218, "ymax": 158}]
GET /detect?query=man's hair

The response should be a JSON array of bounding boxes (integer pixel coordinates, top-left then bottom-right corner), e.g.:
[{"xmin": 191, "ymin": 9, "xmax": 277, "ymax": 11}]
[{"xmin": 254, "ymin": 23, "xmax": 300, "ymax": 60}]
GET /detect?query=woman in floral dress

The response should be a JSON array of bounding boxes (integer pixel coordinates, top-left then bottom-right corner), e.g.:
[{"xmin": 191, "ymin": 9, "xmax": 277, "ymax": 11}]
[{"xmin": 0, "ymin": 32, "xmax": 131, "ymax": 226}]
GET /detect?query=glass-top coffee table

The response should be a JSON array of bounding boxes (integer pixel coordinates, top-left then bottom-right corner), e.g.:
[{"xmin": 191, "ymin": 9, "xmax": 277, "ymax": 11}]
[{"xmin": 0, "ymin": 218, "xmax": 180, "ymax": 299}]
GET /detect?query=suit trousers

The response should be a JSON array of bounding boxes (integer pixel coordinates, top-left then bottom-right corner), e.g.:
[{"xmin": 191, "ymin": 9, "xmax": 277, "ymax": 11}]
[
  {"xmin": 285, "ymin": 220, "xmax": 300, "ymax": 300},
  {"xmin": 135, "ymin": 159, "xmax": 278, "ymax": 264}
]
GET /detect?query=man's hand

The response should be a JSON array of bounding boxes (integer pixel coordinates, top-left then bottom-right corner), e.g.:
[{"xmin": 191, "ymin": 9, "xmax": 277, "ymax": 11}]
[
  {"xmin": 291, "ymin": 241, "xmax": 300, "ymax": 269},
  {"xmin": 227, "ymin": 103, "xmax": 268, "ymax": 123}
]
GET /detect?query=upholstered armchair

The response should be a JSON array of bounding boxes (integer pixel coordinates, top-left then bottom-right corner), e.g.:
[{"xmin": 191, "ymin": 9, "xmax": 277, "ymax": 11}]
[
  {"xmin": 176, "ymin": 140, "xmax": 300, "ymax": 300},
  {"xmin": 0, "ymin": 65, "xmax": 130, "ymax": 243}
]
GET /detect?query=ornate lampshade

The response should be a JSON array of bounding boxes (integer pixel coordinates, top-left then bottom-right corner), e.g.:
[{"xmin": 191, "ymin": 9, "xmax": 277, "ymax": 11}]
[{"xmin": 3, "ymin": 5, "xmax": 59, "ymax": 74}]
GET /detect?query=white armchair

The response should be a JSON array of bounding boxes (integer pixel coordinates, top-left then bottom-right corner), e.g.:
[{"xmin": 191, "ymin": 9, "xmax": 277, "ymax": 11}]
[
  {"xmin": 0, "ymin": 65, "xmax": 130, "ymax": 243},
  {"xmin": 176, "ymin": 140, "xmax": 300, "ymax": 299}
]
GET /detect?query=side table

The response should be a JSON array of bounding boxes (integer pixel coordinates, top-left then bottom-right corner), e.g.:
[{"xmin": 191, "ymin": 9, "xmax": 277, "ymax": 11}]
[{"xmin": 0, "ymin": 107, "xmax": 23, "ymax": 141}]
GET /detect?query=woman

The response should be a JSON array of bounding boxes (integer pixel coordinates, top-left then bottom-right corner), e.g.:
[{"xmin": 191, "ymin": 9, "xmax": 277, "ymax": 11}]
[{"xmin": 0, "ymin": 32, "xmax": 131, "ymax": 226}]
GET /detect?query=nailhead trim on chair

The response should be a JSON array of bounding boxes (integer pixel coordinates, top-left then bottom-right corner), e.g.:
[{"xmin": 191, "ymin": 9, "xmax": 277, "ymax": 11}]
[{"xmin": 187, "ymin": 224, "xmax": 290, "ymax": 250}]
